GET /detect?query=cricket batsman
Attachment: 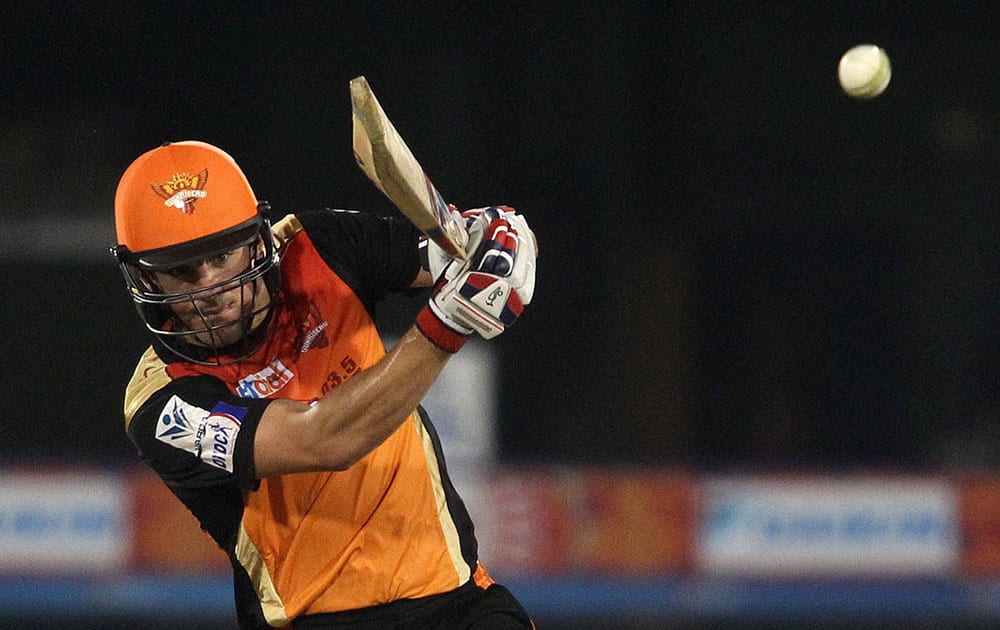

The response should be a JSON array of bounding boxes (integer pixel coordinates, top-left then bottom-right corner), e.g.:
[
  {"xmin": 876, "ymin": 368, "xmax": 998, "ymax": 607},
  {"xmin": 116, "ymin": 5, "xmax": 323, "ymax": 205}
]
[{"xmin": 111, "ymin": 140, "xmax": 537, "ymax": 628}]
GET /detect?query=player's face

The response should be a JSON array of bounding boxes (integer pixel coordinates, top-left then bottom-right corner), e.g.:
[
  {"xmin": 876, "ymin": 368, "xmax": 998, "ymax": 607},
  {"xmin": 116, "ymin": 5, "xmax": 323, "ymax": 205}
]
[{"xmin": 152, "ymin": 242, "xmax": 271, "ymax": 348}]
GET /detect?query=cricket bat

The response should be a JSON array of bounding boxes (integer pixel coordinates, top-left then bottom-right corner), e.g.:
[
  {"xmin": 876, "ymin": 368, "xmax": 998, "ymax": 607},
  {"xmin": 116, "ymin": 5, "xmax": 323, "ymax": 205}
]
[{"xmin": 350, "ymin": 76, "xmax": 469, "ymax": 260}]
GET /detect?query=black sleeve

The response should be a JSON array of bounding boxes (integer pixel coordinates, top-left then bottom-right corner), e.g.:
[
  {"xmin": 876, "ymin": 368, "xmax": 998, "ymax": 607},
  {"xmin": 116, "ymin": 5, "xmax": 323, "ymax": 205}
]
[
  {"xmin": 126, "ymin": 375, "xmax": 274, "ymax": 549},
  {"xmin": 127, "ymin": 374, "xmax": 271, "ymax": 493},
  {"xmin": 294, "ymin": 208, "xmax": 423, "ymax": 309}
]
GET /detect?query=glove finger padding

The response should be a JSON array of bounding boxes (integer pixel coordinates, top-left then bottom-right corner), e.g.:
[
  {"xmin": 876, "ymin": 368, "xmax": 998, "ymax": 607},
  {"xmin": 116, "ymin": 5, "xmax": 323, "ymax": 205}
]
[
  {"xmin": 476, "ymin": 218, "xmax": 517, "ymax": 276},
  {"xmin": 423, "ymin": 205, "xmax": 510, "ymax": 280}
]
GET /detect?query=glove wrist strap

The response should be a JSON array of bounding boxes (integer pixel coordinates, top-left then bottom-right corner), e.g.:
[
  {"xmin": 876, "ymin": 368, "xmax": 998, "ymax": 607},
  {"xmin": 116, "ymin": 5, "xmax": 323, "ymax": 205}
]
[{"xmin": 416, "ymin": 304, "xmax": 468, "ymax": 353}]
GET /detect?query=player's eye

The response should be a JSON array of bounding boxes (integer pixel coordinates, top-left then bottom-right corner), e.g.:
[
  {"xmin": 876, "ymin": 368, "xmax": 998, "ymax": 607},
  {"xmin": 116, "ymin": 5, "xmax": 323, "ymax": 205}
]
[{"xmin": 211, "ymin": 250, "xmax": 237, "ymax": 266}]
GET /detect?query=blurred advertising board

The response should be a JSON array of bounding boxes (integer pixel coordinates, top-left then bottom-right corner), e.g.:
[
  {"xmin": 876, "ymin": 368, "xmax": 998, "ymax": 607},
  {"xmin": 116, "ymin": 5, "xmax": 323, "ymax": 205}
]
[
  {"xmin": 0, "ymin": 470, "xmax": 128, "ymax": 573},
  {"xmin": 129, "ymin": 469, "xmax": 230, "ymax": 573},
  {"xmin": 696, "ymin": 476, "xmax": 959, "ymax": 576},
  {"xmin": 10, "ymin": 466, "xmax": 998, "ymax": 583},
  {"xmin": 957, "ymin": 474, "xmax": 1000, "ymax": 576},
  {"xmin": 478, "ymin": 468, "xmax": 696, "ymax": 575}
]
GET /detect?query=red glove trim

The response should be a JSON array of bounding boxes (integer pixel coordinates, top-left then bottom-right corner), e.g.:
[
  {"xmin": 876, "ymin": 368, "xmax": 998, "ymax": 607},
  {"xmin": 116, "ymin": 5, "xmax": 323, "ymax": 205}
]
[{"xmin": 416, "ymin": 305, "xmax": 468, "ymax": 353}]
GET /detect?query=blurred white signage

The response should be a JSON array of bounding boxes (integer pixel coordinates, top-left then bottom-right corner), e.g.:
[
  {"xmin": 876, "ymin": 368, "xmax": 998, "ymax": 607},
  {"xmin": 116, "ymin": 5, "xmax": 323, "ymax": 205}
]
[
  {"xmin": 406, "ymin": 339, "xmax": 497, "ymax": 470},
  {"xmin": 0, "ymin": 472, "xmax": 128, "ymax": 573},
  {"xmin": 416, "ymin": 340, "xmax": 496, "ymax": 538},
  {"xmin": 697, "ymin": 476, "xmax": 958, "ymax": 576}
]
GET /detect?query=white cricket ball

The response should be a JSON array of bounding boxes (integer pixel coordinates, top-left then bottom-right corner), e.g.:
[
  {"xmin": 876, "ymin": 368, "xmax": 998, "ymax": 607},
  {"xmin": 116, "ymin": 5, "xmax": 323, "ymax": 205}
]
[{"xmin": 838, "ymin": 44, "xmax": 891, "ymax": 99}]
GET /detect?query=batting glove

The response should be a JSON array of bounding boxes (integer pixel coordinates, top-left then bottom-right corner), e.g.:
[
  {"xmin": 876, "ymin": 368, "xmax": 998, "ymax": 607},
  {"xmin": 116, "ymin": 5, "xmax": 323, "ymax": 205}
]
[{"xmin": 416, "ymin": 207, "xmax": 537, "ymax": 352}]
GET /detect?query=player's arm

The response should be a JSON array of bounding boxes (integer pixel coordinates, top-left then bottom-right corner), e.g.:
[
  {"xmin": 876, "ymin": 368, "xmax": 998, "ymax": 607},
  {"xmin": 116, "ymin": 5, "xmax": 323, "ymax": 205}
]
[
  {"xmin": 253, "ymin": 208, "xmax": 536, "ymax": 476},
  {"xmin": 254, "ymin": 326, "xmax": 448, "ymax": 475}
]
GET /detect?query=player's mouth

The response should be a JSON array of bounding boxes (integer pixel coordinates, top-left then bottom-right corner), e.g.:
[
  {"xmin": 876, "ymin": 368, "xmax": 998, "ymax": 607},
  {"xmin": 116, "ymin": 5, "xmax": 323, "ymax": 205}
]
[{"xmin": 191, "ymin": 297, "xmax": 241, "ymax": 326}]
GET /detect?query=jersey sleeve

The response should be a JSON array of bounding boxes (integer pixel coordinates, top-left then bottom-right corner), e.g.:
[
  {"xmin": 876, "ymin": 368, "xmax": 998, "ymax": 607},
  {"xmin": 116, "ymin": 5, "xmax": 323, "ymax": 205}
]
[
  {"xmin": 126, "ymin": 374, "xmax": 272, "ymax": 492},
  {"xmin": 294, "ymin": 208, "xmax": 423, "ymax": 307}
]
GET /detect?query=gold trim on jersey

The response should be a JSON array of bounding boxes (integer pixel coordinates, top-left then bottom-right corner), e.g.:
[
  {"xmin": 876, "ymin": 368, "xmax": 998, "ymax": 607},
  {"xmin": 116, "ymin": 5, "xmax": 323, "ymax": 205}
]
[
  {"xmin": 271, "ymin": 214, "xmax": 304, "ymax": 251},
  {"xmin": 123, "ymin": 346, "xmax": 171, "ymax": 428},
  {"xmin": 412, "ymin": 414, "xmax": 470, "ymax": 587},
  {"xmin": 236, "ymin": 521, "xmax": 290, "ymax": 627}
]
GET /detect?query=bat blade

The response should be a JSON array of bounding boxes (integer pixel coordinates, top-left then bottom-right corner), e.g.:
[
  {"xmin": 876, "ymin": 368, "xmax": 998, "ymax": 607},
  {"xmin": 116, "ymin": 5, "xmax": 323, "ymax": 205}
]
[{"xmin": 350, "ymin": 76, "xmax": 468, "ymax": 260}]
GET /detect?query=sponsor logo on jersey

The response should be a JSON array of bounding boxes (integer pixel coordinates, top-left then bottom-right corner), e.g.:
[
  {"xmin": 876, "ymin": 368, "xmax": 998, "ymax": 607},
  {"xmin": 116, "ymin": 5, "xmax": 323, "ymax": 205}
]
[
  {"xmin": 156, "ymin": 395, "xmax": 202, "ymax": 443},
  {"xmin": 151, "ymin": 168, "xmax": 208, "ymax": 214},
  {"xmin": 202, "ymin": 402, "xmax": 246, "ymax": 472},
  {"xmin": 155, "ymin": 395, "xmax": 246, "ymax": 473},
  {"xmin": 235, "ymin": 358, "xmax": 295, "ymax": 398}
]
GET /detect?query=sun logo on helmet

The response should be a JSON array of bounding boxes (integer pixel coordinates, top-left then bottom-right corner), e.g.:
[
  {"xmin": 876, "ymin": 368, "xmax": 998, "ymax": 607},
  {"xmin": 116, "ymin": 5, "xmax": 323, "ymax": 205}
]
[{"xmin": 151, "ymin": 169, "xmax": 209, "ymax": 214}]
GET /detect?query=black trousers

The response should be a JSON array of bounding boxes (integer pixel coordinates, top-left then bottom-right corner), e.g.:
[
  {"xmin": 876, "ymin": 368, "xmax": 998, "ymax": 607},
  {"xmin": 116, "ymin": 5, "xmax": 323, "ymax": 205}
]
[{"xmin": 293, "ymin": 581, "xmax": 533, "ymax": 629}]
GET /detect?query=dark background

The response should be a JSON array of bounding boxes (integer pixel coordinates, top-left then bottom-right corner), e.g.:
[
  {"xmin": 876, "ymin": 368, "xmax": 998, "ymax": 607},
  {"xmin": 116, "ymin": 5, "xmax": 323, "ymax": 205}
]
[{"xmin": 2, "ymin": 3, "xmax": 998, "ymax": 472}]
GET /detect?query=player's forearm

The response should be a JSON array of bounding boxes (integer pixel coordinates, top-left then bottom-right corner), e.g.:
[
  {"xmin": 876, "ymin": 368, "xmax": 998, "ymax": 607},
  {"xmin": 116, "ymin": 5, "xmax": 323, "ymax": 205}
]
[{"xmin": 254, "ymin": 326, "xmax": 450, "ymax": 476}]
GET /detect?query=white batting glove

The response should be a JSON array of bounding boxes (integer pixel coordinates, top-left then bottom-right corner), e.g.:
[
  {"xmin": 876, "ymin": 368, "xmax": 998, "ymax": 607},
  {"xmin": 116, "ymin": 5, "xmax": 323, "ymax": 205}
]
[{"xmin": 416, "ymin": 206, "xmax": 537, "ymax": 351}]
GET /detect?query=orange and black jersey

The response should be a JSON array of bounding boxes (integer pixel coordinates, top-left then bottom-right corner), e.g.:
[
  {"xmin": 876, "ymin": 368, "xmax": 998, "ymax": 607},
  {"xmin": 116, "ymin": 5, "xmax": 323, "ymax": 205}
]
[{"xmin": 123, "ymin": 209, "xmax": 485, "ymax": 629}]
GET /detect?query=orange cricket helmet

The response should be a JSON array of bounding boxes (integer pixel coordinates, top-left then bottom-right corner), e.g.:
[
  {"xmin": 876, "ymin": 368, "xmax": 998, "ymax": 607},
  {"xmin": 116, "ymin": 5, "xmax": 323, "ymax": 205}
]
[
  {"xmin": 111, "ymin": 141, "xmax": 280, "ymax": 365},
  {"xmin": 115, "ymin": 140, "xmax": 261, "ymax": 264}
]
